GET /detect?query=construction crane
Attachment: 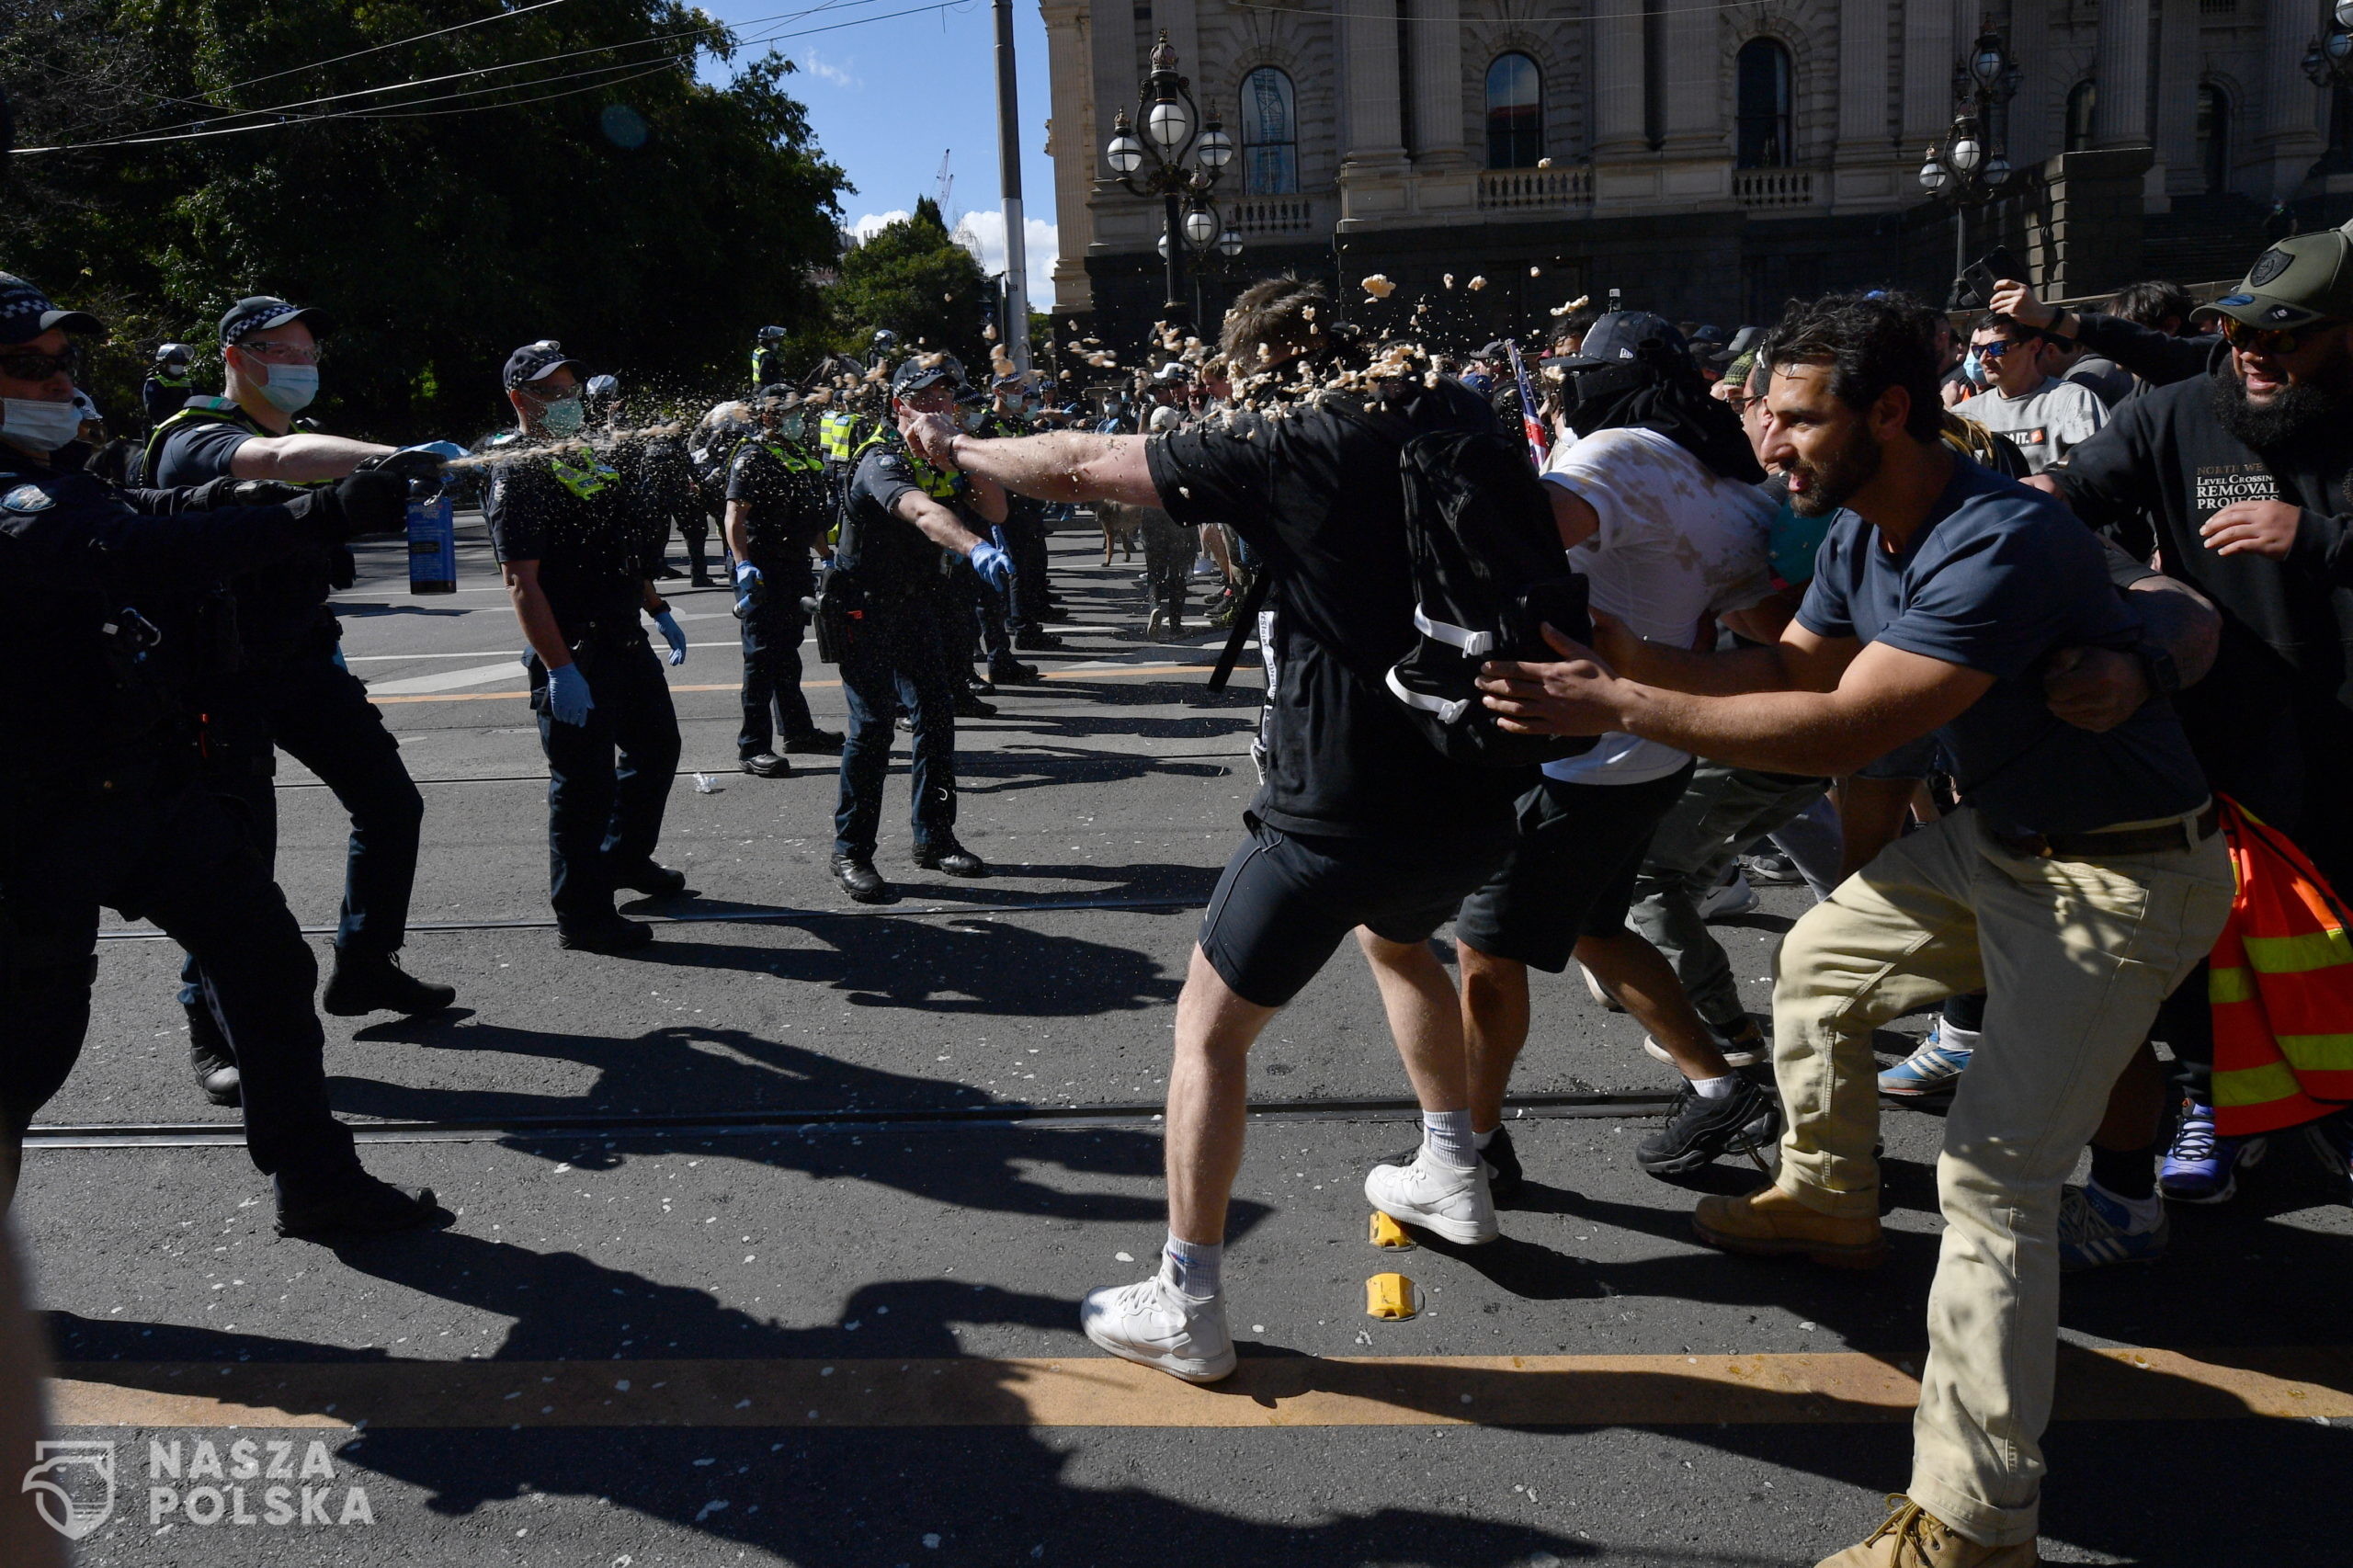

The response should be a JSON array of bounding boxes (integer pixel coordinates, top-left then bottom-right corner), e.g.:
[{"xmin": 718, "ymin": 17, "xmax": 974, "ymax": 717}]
[{"xmin": 934, "ymin": 150, "xmax": 953, "ymax": 223}]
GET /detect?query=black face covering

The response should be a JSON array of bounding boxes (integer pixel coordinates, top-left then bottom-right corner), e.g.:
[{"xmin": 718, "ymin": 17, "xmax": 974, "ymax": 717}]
[
  {"xmin": 1563, "ymin": 350, "xmax": 1764, "ymax": 484},
  {"xmin": 2210, "ymin": 368, "xmax": 2350, "ymax": 455}
]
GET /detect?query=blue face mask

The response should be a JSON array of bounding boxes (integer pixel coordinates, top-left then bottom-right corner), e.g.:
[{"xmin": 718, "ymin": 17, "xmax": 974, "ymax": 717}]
[
  {"xmin": 1961, "ymin": 350, "xmax": 1989, "ymax": 388},
  {"xmin": 257, "ymin": 362, "xmax": 318, "ymax": 415},
  {"xmin": 540, "ymin": 396, "xmax": 585, "ymax": 438},
  {"xmin": 0, "ymin": 396, "xmax": 84, "ymax": 453}
]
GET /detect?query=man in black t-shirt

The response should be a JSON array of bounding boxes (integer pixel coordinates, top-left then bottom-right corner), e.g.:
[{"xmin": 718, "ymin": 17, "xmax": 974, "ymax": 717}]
[
  {"xmin": 724, "ymin": 389, "xmax": 842, "ymax": 777},
  {"xmin": 900, "ymin": 278, "xmax": 1529, "ymax": 1385},
  {"xmin": 146, "ymin": 293, "xmax": 453, "ymax": 1107},
  {"xmin": 825, "ymin": 356, "xmax": 1014, "ymax": 903},
  {"xmin": 484, "ymin": 341, "xmax": 691, "ymax": 953}
]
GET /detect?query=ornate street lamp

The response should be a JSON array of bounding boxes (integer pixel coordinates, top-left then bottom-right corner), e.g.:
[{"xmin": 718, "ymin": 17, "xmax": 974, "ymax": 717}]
[
  {"xmin": 1103, "ymin": 32, "xmax": 1232, "ymax": 329},
  {"xmin": 2305, "ymin": 1, "xmax": 2353, "ymax": 85},
  {"xmin": 1923, "ymin": 31, "xmax": 2024, "ymax": 303}
]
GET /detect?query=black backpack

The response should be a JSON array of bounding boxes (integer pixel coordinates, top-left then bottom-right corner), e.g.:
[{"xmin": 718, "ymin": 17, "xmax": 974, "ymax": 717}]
[{"xmin": 1381, "ymin": 421, "xmax": 1597, "ymax": 767}]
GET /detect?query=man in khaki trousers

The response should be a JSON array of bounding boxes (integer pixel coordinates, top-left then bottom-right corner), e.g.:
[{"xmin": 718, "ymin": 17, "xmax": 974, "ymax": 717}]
[{"xmin": 1476, "ymin": 291, "xmax": 2232, "ymax": 1568}]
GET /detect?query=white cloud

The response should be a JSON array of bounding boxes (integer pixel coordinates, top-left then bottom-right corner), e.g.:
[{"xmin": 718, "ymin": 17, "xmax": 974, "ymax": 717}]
[
  {"xmin": 798, "ymin": 50, "xmax": 858, "ymax": 88},
  {"xmin": 846, "ymin": 208, "xmax": 1062, "ymax": 311},
  {"xmin": 950, "ymin": 207, "xmax": 1061, "ymax": 312}
]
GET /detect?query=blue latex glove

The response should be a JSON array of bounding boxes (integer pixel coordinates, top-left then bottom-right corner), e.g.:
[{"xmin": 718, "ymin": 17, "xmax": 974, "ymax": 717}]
[
  {"xmin": 654, "ymin": 610, "xmax": 688, "ymax": 666},
  {"xmin": 546, "ymin": 663, "xmax": 595, "ymax": 725},
  {"xmin": 968, "ymin": 539, "xmax": 1015, "ymax": 595},
  {"xmin": 733, "ymin": 561, "xmax": 765, "ymax": 620}
]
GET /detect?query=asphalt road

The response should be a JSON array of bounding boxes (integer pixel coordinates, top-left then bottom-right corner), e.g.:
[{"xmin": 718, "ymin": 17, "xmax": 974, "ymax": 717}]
[{"xmin": 20, "ymin": 517, "xmax": 2351, "ymax": 1566}]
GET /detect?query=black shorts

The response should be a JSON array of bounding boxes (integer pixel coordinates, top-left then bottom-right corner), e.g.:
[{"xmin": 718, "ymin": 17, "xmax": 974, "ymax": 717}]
[
  {"xmin": 1452, "ymin": 762, "xmax": 1698, "ymax": 973},
  {"xmin": 1198, "ymin": 817, "xmax": 1510, "ymax": 1007}
]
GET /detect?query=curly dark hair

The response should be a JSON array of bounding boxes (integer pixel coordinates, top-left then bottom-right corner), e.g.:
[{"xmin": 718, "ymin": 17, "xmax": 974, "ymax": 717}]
[
  {"xmin": 2106, "ymin": 279, "xmax": 2196, "ymax": 332},
  {"xmin": 1219, "ymin": 274, "xmax": 1329, "ymax": 369},
  {"xmin": 1758, "ymin": 290, "xmax": 1946, "ymax": 442}
]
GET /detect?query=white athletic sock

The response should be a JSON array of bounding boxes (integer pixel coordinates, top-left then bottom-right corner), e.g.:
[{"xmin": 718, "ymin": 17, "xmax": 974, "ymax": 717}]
[
  {"xmin": 2087, "ymin": 1180, "xmax": 2164, "ymax": 1231},
  {"xmin": 1688, "ymin": 1074, "xmax": 1738, "ymax": 1101},
  {"xmin": 1423, "ymin": 1109, "xmax": 1477, "ymax": 1169},
  {"xmin": 1162, "ymin": 1234, "xmax": 1222, "ymax": 1301},
  {"xmin": 1473, "ymin": 1127, "xmax": 1497, "ymax": 1151},
  {"xmin": 1937, "ymin": 1019, "xmax": 1984, "ymax": 1052}
]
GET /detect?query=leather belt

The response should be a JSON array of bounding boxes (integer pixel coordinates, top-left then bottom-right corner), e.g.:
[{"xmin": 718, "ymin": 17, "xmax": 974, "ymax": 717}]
[{"xmin": 1990, "ymin": 801, "xmax": 2221, "ymax": 861}]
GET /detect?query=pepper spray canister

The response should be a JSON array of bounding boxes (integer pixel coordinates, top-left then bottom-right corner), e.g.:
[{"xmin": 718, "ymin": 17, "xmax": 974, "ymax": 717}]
[{"xmin": 407, "ymin": 494, "xmax": 456, "ymax": 595}]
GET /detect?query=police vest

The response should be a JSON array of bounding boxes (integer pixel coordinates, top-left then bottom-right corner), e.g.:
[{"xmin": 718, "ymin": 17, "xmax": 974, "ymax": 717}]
[
  {"xmin": 819, "ymin": 411, "xmax": 881, "ymax": 466},
  {"xmin": 548, "ymin": 448, "xmax": 618, "ymax": 499},
  {"xmin": 904, "ymin": 453, "xmax": 961, "ymax": 502},
  {"xmin": 140, "ymin": 397, "xmax": 266, "ymax": 486}
]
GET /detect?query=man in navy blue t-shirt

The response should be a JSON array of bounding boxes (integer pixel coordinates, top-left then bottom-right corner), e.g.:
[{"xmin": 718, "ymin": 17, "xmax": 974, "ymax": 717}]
[{"xmin": 1477, "ymin": 292, "xmax": 2232, "ymax": 1568}]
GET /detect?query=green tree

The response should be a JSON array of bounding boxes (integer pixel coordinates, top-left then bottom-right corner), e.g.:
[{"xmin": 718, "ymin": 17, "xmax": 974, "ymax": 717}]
[
  {"xmin": 1, "ymin": 0, "xmax": 847, "ymax": 440},
  {"xmin": 825, "ymin": 196, "xmax": 990, "ymax": 377}
]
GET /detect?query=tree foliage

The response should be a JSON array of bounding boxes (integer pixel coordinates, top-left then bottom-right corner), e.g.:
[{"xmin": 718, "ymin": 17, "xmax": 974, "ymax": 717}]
[
  {"xmin": 1, "ymin": 0, "xmax": 847, "ymax": 440},
  {"xmin": 822, "ymin": 197, "xmax": 991, "ymax": 377}
]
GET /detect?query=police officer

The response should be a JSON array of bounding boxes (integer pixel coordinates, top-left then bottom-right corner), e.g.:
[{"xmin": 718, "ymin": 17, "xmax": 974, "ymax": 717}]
[
  {"xmin": 485, "ymin": 341, "xmax": 689, "ymax": 952},
  {"xmin": 141, "ymin": 342, "xmax": 194, "ymax": 426},
  {"xmin": 725, "ymin": 388, "xmax": 843, "ymax": 778},
  {"xmin": 983, "ymin": 371, "xmax": 1063, "ymax": 652},
  {"xmin": 827, "ymin": 356, "xmax": 1016, "ymax": 901},
  {"xmin": 752, "ymin": 325, "xmax": 789, "ymax": 392},
  {"xmin": 0, "ymin": 272, "xmax": 446, "ymax": 1235},
  {"xmin": 147, "ymin": 295, "xmax": 455, "ymax": 1108}
]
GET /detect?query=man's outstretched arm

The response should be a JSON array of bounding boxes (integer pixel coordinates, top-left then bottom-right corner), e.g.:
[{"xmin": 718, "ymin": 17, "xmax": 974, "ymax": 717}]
[{"xmin": 901, "ymin": 411, "xmax": 1162, "ymax": 508}]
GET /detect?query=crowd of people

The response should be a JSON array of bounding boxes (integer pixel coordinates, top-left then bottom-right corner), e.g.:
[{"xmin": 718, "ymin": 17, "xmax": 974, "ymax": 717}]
[{"xmin": 5, "ymin": 209, "xmax": 2353, "ymax": 1567}]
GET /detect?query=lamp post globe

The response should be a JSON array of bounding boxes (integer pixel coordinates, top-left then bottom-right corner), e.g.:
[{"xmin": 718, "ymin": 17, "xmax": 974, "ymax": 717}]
[
  {"xmin": 1197, "ymin": 121, "xmax": 1234, "ymax": 170},
  {"xmin": 1218, "ymin": 228, "xmax": 1244, "ymax": 259},
  {"xmin": 1145, "ymin": 97, "xmax": 1191, "ymax": 153},
  {"xmin": 2336, "ymin": 0, "xmax": 2353, "ymax": 33},
  {"xmin": 1920, "ymin": 151, "xmax": 1949, "ymax": 193},
  {"xmin": 1950, "ymin": 133, "xmax": 1984, "ymax": 176},
  {"xmin": 1182, "ymin": 205, "xmax": 1219, "ymax": 249}
]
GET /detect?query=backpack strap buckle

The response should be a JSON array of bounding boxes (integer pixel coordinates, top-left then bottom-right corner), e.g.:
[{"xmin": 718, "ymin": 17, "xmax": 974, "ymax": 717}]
[
  {"xmin": 1411, "ymin": 605, "xmax": 1495, "ymax": 658},
  {"xmin": 1385, "ymin": 665, "xmax": 1470, "ymax": 725}
]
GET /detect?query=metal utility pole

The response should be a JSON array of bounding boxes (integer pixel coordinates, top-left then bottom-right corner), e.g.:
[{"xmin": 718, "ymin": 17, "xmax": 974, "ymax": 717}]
[{"xmin": 992, "ymin": 0, "xmax": 1031, "ymax": 373}]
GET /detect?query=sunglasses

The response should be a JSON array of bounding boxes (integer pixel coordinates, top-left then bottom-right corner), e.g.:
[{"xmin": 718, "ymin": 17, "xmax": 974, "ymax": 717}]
[
  {"xmin": 0, "ymin": 344, "xmax": 84, "ymax": 381},
  {"xmin": 1971, "ymin": 338, "xmax": 2023, "ymax": 360},
  {"xmin": 2217, "ymin": 315, "xmax": 2336, "ymax": 356}
]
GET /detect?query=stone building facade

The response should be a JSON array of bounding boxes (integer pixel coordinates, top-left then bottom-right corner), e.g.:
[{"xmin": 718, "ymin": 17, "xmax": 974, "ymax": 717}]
[{"xmin": 1041, "ymin": 0, "xmax": 2353, "ymax": 345}]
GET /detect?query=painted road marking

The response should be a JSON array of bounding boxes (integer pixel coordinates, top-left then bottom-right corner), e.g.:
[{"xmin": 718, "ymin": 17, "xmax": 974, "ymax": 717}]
[
  {"xmin": 369, "ymin": 663, "xmax": 1229, "ymax": 704},
  {"xmin": 51, "ymin": 1346, "xmax": 2353, "ymax": 1430},
  {"xmin": 366, "ymin": 662, "xmax": 529, "ymax": 696}
]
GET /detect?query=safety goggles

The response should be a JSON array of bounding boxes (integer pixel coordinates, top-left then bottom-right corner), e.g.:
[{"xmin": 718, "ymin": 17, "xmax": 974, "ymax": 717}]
[
  {"xmin": 234, "ymin": 338, "xmax": 323, "ymax": 364},
  {"xmin": 2217, "ymin": 315, "xmax": 2337, "ymax": 357},
  {"xmin": 0, "ymin": 344, "xmax": 85, "ymax": 382}
]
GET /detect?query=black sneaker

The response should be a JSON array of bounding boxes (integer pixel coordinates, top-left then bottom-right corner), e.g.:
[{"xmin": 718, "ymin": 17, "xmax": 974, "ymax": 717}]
[
  {"xmin": 989, "ymin": 658, "xmax": 1041, "ymax": 685},
  {"xmin": 1635, "ymin": 1077, "xmax": 1781, "ymax": 1176},
  {"xmin": 613, "ymin": 860, "xmax": 688, "ymax": 897},
  {"xmin": 321, "ymin": 951, "xmax": 456, "ymax": 1018},
  {"xmin": 780, "ymin": 729, "xmax": 845, "ymax": 756},
  {"xmin": 953, "ymin": 693, "xmax": 998, "ymax": 720},
  {"xmin": 276, "ymin": 1172, "xmax": 452, "ymax": 1240},
  {"xmin": 831, "ymin": 854, "xmax": 890, "ymax": 903},
  {"xmin": 1013, "ymin": 629, "xmax": 1065, "ymax": 651},
  {"xmin": 190, "ymin": 1040, "xmax": 241, "ymax": 1108},
  {"xmin": 741, "ymin": 752, "xmax": 791, "ymax": 778},
  {"xmin": 1379, "ymin": 1125, "xmax": 1523, "ymax": 1206},
  {"xmin": 912, "ymin": 840, "xmax": 985, "ymax": 877},
  {"xmin": 557, "ymin": 915, "xmax": 654, "ymax": 953}
]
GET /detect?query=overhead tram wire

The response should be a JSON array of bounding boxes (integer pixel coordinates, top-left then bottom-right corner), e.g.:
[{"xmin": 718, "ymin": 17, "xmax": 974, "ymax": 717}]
[{"xmin": 17, "ymin": 0, "xmax": 929, "ymax": 154}]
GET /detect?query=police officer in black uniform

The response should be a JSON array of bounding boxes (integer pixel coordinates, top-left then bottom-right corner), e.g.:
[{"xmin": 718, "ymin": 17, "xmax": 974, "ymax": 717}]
[
  {"xmin": 986, "ymin": 372, "xmax": 1065, "ymax": 652},
  {"xmin": 485, "ymin": 341, "xmax": 690, "ymax": 952},
  {"xmin": 752, "ymin": 326, "xmax": 789, "ymax": 393},
  {"xmin": 147, "ymin": 294, "xmax": 456, "ymax": 1108},
  {"xmin": 0, "ymin": 272, "xmax": 447, "ymax": 1236},
  {"xmin": 725, "ymin": 387, "xmax": 843, "ymax": 777},
  {"xmin": 827, "ymin": 356, "xmax": 1017, "ymax": 901},
  {"xmin": 141, "ymin": 342, "xmax": 194, "ymax": 427}
]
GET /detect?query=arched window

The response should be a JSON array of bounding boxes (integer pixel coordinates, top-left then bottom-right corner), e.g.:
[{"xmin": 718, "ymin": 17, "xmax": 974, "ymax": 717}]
[
  {"xmin": 1238, "ymin": 66, "xmax": 1298, "ymax": 195},
  {"xmin": 2065, "ymin": 80, "xmax": 2097, "ymax": 153},
  {"xmin": 1734, "ymin": 38, "xmax": 1793, "ymax": 168},
  {"xmin": 1485, "ymin": 52, "xmax": 1543, "ymax": 169},
  {"xmin": 2197, "ymin": 83, "xmax": 2231, "ymax": 194}
]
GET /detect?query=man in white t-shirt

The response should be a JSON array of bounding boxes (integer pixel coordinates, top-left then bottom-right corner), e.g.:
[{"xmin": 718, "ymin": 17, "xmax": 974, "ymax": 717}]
[
  {"xmin": 1961, "ymin": 314, "xmax": 2107, "ymax": 472},
  {"xmin": 1433, "ymin": 315, "xmax": 1786, "ymax": 1197}
]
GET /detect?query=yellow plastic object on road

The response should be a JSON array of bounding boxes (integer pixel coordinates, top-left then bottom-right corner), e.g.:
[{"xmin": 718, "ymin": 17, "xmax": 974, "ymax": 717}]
[
  {"xmin": 1365, "ymin": 1273, "xmax": 1417, "ymax": 1320},
  {"xmin": 1368, "ymin": 1211, "xmax": 1415, "ymax": 1249}
]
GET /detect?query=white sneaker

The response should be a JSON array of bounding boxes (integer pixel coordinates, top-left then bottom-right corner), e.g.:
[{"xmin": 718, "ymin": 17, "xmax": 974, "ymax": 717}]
[
  {"xmin": 1079, "ymin": 1265, "xmax": 1236, "ymax": 1383},
  {"xmin": 1580, "ymin": 962, "xmax": 1625, "ymax": 1014},
  {"xmin": 1644, "ymin": 1031, "xmax": 1766, "ymax": 1070},
  {"xmin": 1699, "ymin": 870, "xmax": 1759, "ymax": 920},
  {"xmin": 1364, "ymin": 1147, "xmax": 1498, "ymax": 1245}
]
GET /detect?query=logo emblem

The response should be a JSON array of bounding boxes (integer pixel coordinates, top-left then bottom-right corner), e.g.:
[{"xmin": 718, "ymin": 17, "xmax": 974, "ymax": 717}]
[
  {"xmin": 2247, "ymin": 248, "xmax": 2294, "ymax": 287},
  {"xmin": 24, "ymin": 1439, "xmax": 115, "ymax": 1540},
  {"xmin": 2, "ymin": 484, "xmax": 53, "ymax": 513}
]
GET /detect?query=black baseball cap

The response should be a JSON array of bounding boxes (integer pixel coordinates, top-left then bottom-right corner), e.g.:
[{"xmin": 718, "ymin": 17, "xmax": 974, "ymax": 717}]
[
  {"xmin": 219, "ymin": 295, "xmax": 333, "ymax": 347},
  {"xmin": 1559, "ymin": 311, "xmax": 1688, "ymax": 369},
  {"xmin": 2211, "ymin": 225, "xmax": 2353, "ymax": 331},
  {"xmin": 504, "ymin": 340, "xmax": 585, "ymax": 390},
  {"xmin": 890, "ymin": 353, "xmax": 965, "ymax": 399},
  {"xmin": 1473, "ymin": 340, "xmax": 1509, "ymax": 361},
  {"xmin": 0, "ymin": 272, "xmax": 102, "ymax": 346}
]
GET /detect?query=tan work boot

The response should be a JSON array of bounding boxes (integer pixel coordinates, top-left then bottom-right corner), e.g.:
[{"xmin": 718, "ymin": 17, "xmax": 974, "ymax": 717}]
[
  {"xmin": 1817, "ymin": 1496, "xmax": 2040, "ymax": 1567},
  {"xmin": 1693, "ymin": 1182, "xmax": 1887, "ymax": 1268}
]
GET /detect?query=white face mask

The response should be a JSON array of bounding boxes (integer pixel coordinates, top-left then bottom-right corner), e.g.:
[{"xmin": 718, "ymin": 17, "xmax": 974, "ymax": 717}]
[
  {"xmin": 256, "ymin": 361, "xmax": 319, "ymax": 415},
  {"xmin": 1, "ymin": 396, "xmax": 85, "ymax": 453}
]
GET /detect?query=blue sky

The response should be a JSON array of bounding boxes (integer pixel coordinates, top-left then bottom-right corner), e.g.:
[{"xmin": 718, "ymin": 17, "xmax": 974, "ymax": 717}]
[{"xmin": 695, "ymin": 0, "xmax": 1062, "ymax": 303}]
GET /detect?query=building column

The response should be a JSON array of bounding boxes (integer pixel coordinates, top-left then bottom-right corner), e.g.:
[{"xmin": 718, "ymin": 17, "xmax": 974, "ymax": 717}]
[
  {"xmin": 2093, "ymin": 0, "xmax": 2151, "ymax": 148},
  {"xmin": 1336, "ymin": 0, "xmax": 1410, "ymax": 227},
  {"xmin": 1658, "ymin": 0, "xmax": 1722, "ymax": 155},
  {"xmin": 1830, "ymin": 0, "xmax": 1893, "ymax": 205},
  {"xmin": 1902, "ymin": 0, "xmax": 1956, "ymax": 151},
  {"xmin": 2259, "ymin": 0, "xmax": 2329, "ymax": 199},
  {"xmin": 2154, "ymin": 0, "xmax": 2200, "ymax": 197},
  {"xmin": 1411, "ymin": 0, "xmax": 1467, "ymax": 166},
  {"xmin": 1045, "ymin": 0, "xmax": 1097, "ymax": 311},
  {"xmin": 1591, "ymin": 1, "xmax": 1646, "ymax": 157}
]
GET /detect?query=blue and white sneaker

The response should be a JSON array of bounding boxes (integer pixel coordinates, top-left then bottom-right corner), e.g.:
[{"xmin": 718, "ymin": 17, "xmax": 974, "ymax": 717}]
[
  {"xmin": 2159, "ymin": 1098, "xmax": 2267, "ymax": 1204},
  {"xmin": 2058, "ymin": 1182, "xmax": 2169, "ymax": 1271},
  {"xmin": 1878, "ymin": 1021, "xmax": 1976, "ymax": 1096}
]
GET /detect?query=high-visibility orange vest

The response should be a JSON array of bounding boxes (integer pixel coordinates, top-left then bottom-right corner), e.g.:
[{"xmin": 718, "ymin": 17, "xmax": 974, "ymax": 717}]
[{"xmin": 2208, "ymin": 798, "xmax": 2353, "ymax": 1136}]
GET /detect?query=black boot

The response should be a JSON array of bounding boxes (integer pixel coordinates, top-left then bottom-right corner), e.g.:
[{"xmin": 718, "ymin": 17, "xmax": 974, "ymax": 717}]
[
  {"xmin": 275, "ymin": 1169, "xmax": 452, "ymax": 1239},
  {"xmin": 322, "ymin": 950, "xmax": 457, "ymax": 1018},
  {"xmin": 557, "ymin": 915, "xmax": 655, "ymax": 953},
  {"xmin": 911, "ymin": 838, "xmax": 985, "ymax": 877},
  {"xmin": 831, "ymin": 853, "xmax": 890, "ymax": 903},
  {"xmin": 612, "ymin": 860, "xmax": 689, "ymax": 897},
  {"xmin": 188, "ymin": 1005, "xmax": 241, "ymax": 1108}
]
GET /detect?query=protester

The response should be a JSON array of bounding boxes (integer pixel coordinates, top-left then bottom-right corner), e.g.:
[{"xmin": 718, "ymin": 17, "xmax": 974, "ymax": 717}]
[{"xmin": 1958, "ymin": 313, "xmax": 2107, "ymax": 472}]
